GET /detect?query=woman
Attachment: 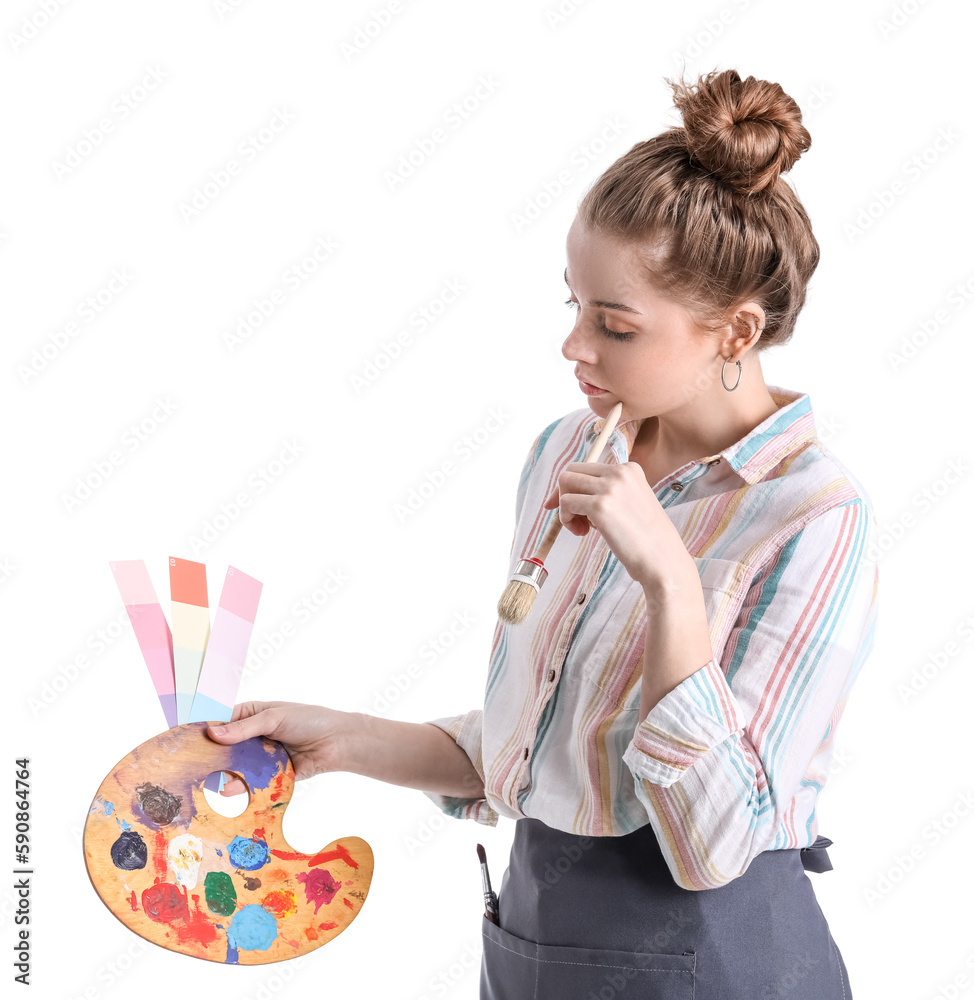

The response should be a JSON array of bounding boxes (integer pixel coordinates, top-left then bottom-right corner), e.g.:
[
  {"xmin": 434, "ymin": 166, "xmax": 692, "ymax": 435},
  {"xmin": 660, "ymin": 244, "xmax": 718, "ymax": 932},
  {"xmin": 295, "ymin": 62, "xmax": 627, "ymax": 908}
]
[{"xmin": 208, "ymin": 68, "xmax": 878, "ymax": 999}]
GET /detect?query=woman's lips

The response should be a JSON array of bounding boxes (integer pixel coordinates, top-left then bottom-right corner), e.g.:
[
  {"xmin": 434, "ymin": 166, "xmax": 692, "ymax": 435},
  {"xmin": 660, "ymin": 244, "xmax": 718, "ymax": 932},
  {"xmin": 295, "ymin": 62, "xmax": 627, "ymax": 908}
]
[{"xmin": 578, "ymin": 379, "xmax": 607, "ymax": 396}]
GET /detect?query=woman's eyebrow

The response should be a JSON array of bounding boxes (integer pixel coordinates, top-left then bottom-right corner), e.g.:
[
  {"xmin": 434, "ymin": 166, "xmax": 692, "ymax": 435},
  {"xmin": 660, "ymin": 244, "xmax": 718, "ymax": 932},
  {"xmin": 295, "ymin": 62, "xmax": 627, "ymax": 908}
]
[{"xmin": 563, "ymin": 267, "xmax": 642, "ymax": 315}]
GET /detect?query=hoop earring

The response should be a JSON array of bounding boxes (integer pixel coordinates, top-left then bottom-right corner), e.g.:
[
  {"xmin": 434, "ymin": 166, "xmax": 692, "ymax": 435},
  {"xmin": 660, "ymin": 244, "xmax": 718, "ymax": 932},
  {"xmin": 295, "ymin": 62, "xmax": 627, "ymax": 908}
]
[{"xmin": 721, "ymin": 357, "xmax": 742, "ymax": 391}]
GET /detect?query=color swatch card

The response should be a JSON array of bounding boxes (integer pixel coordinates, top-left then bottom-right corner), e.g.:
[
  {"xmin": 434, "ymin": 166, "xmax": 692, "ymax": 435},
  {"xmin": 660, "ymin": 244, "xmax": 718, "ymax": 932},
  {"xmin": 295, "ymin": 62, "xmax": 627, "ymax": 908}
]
[
  {"xmin": 188, "ymin": 566, "xmax": 263, "ymax": 723},
  {"xmin": 109, "ymin": 560, "xmax": 177, "ymax": 729},
  {"xmin": 169, "ymin": 557, "xmax": 211, "ymax": 724}
]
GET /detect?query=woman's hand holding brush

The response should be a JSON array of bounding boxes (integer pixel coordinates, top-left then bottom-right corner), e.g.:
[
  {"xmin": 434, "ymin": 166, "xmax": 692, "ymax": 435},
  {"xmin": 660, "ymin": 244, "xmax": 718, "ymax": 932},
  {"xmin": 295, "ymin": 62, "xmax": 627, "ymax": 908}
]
[{"xmin": 540, "ymin": 454, "xmax": 694, "ymax": 591}]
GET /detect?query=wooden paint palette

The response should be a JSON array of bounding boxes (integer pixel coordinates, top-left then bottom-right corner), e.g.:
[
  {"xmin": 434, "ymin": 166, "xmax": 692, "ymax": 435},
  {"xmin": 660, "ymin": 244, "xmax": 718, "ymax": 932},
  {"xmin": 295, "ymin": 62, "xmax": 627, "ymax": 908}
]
[{"xmin": 83, "ymin": 722, "xmax": 374, "ymax": 965}]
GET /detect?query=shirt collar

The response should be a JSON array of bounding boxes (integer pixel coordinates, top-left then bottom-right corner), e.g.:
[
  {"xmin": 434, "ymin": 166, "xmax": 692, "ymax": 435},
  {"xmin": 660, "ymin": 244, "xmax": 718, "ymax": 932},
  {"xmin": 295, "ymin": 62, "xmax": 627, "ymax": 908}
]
[{"xmin": 589, "ymin": 385, "xmax": 817, "ymax": 486}]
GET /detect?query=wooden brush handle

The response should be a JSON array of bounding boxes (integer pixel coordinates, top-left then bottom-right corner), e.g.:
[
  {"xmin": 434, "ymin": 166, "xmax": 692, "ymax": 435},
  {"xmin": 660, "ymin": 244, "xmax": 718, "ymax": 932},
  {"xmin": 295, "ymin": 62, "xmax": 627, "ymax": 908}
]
[{"xmin": 534, "ymin": 401, "xmax": 624, "ymax": 562}]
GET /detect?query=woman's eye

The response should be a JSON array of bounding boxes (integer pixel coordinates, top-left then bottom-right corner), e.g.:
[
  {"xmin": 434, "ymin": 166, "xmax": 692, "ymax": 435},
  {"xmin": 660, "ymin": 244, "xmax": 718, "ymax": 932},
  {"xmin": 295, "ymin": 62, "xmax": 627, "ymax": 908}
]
[{"xmin": 564, "ymin": 297, "xmax": 633, "ymax": 342}]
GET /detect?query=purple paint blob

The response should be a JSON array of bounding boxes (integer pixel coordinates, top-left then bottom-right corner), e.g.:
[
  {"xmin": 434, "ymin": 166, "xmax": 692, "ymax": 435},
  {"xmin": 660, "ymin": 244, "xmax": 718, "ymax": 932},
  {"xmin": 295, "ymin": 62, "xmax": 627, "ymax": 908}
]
[
  {"xmin": 226, "ymin": 738, "xmax": 289, "ymax": 792},
  {"xmin": 295, "ymin": 869, "xmax": 341, "ymax": 914}
]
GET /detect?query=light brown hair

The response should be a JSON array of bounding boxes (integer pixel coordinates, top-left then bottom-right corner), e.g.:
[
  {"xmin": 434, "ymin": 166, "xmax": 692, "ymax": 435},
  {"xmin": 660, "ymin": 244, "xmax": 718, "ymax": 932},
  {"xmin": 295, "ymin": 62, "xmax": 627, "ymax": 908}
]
[{"xmin": 577, "ymin": 68, "xmax": 819, "ymax": 348}]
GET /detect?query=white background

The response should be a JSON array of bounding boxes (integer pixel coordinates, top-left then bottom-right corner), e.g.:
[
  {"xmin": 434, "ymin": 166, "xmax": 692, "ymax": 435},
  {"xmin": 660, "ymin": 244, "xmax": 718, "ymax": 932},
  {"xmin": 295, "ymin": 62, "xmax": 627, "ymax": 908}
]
[{"xmin": 3, "ymin": 1, "xmax": 972, "ymax": 998}]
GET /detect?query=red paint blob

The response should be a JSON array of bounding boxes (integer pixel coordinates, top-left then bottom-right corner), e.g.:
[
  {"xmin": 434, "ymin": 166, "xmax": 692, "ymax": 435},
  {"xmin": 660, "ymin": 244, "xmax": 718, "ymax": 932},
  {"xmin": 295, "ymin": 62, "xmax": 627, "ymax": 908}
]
[
  {"xmin": 127, "ymin": 890, "xmax": 138, "ymax": 912},
  {"xmin": 295, "ymin": 869, "xmax": 340, "ymax": 914},
  {"xmin": 141, "ymin": 883, "xmax": 189, "ymax": 924}
]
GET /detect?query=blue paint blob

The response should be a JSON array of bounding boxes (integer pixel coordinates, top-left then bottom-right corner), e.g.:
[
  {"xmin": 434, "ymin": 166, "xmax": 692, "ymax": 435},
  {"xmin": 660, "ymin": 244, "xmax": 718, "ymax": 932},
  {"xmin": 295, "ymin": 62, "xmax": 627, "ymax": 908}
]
[
  {"xmin": 216, "ymin": 848, "xmax": 223, "ymax": 857},
  {"xmin": 227, "ymin": 836, "xmax": 269, "ymax": 871},
  {"xmin": 103, "ymin": 800, "xmax": 115, "ymax": 816},
  {"xmin": 227, "ymin": 904, "xmax": 277, "ymax": 951}
]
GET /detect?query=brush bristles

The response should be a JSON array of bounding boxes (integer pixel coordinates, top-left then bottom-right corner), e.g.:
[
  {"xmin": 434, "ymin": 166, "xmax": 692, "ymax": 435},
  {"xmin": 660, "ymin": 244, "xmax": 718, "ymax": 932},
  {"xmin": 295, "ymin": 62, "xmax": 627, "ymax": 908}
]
[{"xmin": 497, "ymin": 579, "xmax": 539, "ymax": 625}]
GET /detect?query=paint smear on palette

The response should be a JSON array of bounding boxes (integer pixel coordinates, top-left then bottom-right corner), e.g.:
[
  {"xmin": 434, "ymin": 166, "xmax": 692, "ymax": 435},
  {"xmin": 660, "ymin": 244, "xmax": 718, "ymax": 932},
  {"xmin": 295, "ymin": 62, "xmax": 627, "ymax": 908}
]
[
  {"xmin": 167, "ymin": 834, "xmax": 203, "ymax": 889},
  {"xmin": 227, "ymin": 904, "xmax": 277, "ymax": 951},
  {"xmin": 295, "ymin": 869, "xmax": 341, "ymax": 914}
]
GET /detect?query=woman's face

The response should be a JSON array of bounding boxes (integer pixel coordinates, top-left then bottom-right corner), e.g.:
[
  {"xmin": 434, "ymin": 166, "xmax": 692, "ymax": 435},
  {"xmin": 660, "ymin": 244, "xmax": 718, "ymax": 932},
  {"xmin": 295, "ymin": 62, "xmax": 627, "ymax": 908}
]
[{"xmin": 561, "ymin": 217, "xmax": 730, "ymax": 427}]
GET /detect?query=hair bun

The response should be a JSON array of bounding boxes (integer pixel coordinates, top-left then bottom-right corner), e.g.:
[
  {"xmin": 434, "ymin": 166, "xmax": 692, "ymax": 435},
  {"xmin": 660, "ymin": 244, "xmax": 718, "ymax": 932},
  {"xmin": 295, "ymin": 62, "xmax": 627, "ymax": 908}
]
[{"xmin": 667, "ymin": 68, "xmax": 810, "ymax": 196}]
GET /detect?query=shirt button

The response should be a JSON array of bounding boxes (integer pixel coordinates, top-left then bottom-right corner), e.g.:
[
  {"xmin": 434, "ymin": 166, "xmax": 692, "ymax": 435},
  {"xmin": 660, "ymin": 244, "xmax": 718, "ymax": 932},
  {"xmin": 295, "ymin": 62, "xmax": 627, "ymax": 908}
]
[
  {"xmin": 576, "ymin": 591, "xmax": 586, "ymax": 604},
  {"xmin": 708, "ymin": 458, "xmax": 721, "ymax": 466},
  {"xmin": 523, "ymin": 747, "xmax": 529, "ymax": 759},
  {"xmin": 670, "ymin": 482, "xmax": 684, "ymax": 491},
  {"xmin": 548, "ymin": 669, "xmax": 555, "ymax": 682}
]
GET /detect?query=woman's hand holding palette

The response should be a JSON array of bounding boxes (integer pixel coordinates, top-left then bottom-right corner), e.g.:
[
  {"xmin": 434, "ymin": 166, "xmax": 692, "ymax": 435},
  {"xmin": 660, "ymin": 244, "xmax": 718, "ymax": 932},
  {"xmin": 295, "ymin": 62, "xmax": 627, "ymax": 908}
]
[{"xmin": 84, "ymin": 558, "xmax": 373, "ymax": 965}]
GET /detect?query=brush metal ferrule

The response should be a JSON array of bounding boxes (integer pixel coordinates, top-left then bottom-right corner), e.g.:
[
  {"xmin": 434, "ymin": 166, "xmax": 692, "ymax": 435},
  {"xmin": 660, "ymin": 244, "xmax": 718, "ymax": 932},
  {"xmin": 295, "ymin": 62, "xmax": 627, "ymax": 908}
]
[{"xmin": 509, "ymin": 558, "xmax": 547, "ymax": 593}]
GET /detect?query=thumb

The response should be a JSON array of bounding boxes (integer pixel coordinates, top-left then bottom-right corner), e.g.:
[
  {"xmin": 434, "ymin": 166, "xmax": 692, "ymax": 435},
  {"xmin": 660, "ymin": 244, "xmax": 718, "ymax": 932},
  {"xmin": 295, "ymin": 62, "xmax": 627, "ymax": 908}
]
[
  {"xmin": 542, "ymin": 486, "xmax": 558, "ymax": 509},
  {"xmin": 206, "ymin": 711, "xmax": 277, "ymax": 745}
]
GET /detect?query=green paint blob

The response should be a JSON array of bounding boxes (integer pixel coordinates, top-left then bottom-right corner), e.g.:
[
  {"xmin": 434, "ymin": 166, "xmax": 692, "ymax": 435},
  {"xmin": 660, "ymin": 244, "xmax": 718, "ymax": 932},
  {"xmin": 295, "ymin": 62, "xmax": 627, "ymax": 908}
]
[{"xmin": 204, "ymin": 871, "xmax": 237, "ymax": 916}]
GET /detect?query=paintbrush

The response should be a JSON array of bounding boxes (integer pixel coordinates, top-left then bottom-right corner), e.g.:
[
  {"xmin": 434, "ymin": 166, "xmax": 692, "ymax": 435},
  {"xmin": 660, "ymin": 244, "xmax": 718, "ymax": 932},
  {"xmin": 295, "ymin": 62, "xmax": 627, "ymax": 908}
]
[
  {"xmin": 497, "ymin": 400, "xmax": 623, "ymax": 626},
  {"xmin": 476, "ymin": 843, "xmax": 500, "ymax": 925}
]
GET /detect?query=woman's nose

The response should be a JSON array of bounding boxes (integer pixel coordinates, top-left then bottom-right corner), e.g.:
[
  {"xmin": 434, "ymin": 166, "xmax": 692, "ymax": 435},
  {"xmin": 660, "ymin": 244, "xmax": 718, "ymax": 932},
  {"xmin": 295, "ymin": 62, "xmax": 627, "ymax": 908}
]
[{"xmin": 561, "ymin": 323, "xmax": 595, "ymax": 363}]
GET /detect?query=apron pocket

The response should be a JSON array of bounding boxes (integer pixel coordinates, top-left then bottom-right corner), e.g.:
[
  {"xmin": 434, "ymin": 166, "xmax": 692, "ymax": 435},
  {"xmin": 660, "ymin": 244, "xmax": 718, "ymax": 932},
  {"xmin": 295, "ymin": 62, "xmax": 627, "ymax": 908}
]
[{"xmin": 481, "ymin": 914, "xmax": 696, "ymax": 1000}]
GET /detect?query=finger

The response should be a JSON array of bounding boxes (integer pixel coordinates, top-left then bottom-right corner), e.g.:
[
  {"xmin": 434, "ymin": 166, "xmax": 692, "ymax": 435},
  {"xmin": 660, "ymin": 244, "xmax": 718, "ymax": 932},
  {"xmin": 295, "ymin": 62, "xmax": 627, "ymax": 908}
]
[
  {"xmin": 207, "ymin": 708, "xmax": 280, "ymax": 744},
  {"xmin": 220, "ymin": 778, "xmax": 249, "ymax": 797},
  {"xmin": 229, "ymin": 702, "xmax": 266, "ymax": 723}
]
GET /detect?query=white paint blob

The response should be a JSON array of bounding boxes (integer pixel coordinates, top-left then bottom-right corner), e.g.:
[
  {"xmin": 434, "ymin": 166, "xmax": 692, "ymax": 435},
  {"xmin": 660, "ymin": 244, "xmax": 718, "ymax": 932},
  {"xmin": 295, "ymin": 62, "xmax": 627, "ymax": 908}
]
[{"xmin": 167, "ymin": 834, "xmax": 203, "ymax": 889}]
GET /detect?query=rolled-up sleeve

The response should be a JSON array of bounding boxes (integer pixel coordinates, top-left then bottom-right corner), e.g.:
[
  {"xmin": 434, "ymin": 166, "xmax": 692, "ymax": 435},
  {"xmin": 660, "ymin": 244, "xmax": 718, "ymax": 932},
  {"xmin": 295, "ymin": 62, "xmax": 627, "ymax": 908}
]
[
  {"xmin": 422, "ymin": 710, "xmax": 499, "ymax": 826},
  {"xmin": 622, "ymin": 498, "xmax": 879, "ymax": 889}
]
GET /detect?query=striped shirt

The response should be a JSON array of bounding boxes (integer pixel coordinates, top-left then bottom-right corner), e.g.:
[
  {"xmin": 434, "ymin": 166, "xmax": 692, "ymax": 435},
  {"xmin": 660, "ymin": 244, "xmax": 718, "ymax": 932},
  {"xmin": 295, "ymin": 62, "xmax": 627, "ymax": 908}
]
[{"xmin": 424, "ymin": 385, "xmax": 879, "ymax": 890}]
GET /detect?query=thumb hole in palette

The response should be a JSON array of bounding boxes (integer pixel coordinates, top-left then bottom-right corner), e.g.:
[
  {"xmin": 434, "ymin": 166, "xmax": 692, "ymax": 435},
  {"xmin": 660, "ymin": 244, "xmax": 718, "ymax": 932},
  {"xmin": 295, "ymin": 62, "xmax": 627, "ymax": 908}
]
[{"xmin": 202, "ymin": 771, "xmax": 249, "ymax": 818}]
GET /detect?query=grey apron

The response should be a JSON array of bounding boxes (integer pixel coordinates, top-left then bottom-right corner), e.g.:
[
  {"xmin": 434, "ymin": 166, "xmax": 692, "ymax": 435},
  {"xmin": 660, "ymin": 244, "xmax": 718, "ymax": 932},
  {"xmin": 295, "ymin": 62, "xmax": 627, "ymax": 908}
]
[{"xmin": 480, "ymin": 817, "xmax": 851, "ymax": 1000}]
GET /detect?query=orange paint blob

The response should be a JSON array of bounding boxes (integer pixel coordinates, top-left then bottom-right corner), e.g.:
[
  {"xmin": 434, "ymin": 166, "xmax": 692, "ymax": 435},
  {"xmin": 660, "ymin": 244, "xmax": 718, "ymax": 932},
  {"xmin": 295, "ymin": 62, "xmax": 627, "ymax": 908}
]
[{"xmin": 261, "ymin": 889, "xmax": 298, "ymax": 919}]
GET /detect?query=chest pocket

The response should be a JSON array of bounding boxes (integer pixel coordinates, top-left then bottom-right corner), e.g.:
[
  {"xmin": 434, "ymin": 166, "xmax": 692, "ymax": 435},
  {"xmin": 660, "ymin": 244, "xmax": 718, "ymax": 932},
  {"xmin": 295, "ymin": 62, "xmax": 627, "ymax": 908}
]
[
  {"xmin": 572, "ymin": 555, "xmax": 751, "ymax": 708},
  {"xmin": 691, "ymin": 555, "xmax": 753, "ymax": 654}
]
